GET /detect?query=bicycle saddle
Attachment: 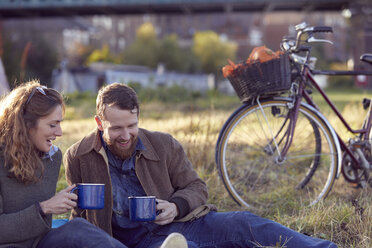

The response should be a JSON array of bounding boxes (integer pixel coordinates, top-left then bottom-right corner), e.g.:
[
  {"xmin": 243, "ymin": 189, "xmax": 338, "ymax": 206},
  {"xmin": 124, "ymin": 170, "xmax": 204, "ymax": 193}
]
[{"xmin": 360, "ymin": 54, "xmax": 372, "ymax": 65}]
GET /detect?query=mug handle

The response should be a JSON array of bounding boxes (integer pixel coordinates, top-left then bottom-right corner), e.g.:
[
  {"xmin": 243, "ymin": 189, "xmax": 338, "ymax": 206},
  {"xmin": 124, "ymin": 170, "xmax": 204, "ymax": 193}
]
[
  {"xmin": 155, "ymin": 200, "xmax": 162, "ymax": 215},
  {"xmin": 70, "ymin": 187, "xmax": 78, "ymax": 194}
]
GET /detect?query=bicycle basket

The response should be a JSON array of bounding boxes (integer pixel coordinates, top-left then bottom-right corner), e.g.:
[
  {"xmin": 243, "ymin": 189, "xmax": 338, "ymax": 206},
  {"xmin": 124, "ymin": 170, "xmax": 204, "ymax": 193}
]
[{"xmin": 227, "ymin": 53, "xmax": 291, "ymax": 102}]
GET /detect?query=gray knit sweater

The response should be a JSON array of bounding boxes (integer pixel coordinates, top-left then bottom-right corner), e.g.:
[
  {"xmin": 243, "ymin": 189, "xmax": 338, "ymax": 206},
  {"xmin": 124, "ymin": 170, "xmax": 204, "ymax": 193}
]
[{"xmin": 0, "ymin": 147, "xmax": 62, "ymax": 248}]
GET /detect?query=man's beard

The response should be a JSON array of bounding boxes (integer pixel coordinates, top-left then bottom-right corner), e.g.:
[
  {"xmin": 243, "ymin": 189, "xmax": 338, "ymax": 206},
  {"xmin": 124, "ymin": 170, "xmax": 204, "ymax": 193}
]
[{"xmin": 104, "ymin": 135, "xmax": 138, "ymax": 160}]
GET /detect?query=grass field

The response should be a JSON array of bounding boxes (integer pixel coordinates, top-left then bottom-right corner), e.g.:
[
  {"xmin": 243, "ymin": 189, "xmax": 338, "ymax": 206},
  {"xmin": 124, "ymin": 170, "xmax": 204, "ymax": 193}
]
[{"xmin": 55, "ymin": 89, "xmax": 372, "ymax": 248}]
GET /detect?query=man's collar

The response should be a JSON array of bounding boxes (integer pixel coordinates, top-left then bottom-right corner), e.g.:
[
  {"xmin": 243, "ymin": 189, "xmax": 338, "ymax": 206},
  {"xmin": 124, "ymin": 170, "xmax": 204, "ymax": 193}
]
[
  {"xmin": 136, "ymin": 129, "xmax": 160, "ymax": 161},
  {"xmin": 135, "ymin": 136, "xmax": 146, "ymax": 151},
  {"xmin": 75, "ymin": 129, "xmax": 102, "ymax": 156}
]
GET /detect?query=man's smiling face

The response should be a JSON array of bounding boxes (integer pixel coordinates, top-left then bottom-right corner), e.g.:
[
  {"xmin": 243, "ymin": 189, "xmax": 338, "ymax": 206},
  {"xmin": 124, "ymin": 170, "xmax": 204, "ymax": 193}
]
[{"xmin": 97, "ymin": 105, "xmax": 139, "ymax": 160}]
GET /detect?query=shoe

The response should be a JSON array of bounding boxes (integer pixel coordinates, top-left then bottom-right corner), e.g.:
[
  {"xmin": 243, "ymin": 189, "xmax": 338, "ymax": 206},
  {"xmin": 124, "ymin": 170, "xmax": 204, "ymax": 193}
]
[{"xmin": 160, "ymin": 232, "xmax": 188, "ymax": 248}]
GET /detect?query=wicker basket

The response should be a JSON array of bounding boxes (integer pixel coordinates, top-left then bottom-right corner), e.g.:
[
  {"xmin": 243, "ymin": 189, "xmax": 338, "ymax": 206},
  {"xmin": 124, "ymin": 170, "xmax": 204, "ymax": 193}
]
[{"xmin": 227, "ymin": 53, "xmax": 291, "ymax": 102}]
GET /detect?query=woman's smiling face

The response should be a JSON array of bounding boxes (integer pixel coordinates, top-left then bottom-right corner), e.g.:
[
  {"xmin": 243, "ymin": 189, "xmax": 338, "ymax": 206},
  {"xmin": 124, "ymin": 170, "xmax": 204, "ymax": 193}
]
[{"xmin": 28, "ymin": 104, "xmax": 63, "ymax": 153}]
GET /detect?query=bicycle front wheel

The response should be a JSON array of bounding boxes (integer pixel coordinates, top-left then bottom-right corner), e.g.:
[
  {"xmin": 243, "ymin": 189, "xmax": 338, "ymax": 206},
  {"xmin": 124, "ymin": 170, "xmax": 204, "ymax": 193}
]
[{"xmin": 216, "ymin": 98, "xmax": 339, "ymax": 211}]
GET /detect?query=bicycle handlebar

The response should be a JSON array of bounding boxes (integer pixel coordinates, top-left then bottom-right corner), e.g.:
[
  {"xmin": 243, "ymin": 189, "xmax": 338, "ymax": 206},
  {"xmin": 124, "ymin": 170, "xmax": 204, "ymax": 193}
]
[
  {"xmin": 307, "ymin": 26, "xmax": 333, "ymax": 33},
  {"xmin": 280, "ymin": 22, "xmax": 333, "ymax": 65}
]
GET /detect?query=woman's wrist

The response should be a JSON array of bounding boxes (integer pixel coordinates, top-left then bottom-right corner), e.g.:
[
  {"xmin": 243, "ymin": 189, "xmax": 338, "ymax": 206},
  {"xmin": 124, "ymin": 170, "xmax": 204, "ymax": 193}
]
[
  {"xmin": 36, "ymin": 202, "xmax": 47, "ymax": 217},
  {"xmin": 38, "ymin": 201, "xmax": 49, "ymax": 215}
]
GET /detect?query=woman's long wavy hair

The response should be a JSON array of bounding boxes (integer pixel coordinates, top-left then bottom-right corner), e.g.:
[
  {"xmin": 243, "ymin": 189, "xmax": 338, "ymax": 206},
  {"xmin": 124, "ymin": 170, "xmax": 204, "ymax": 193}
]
[{"xmin": 0, "ymin": 80, "xmax": 64, "ymax": 183}]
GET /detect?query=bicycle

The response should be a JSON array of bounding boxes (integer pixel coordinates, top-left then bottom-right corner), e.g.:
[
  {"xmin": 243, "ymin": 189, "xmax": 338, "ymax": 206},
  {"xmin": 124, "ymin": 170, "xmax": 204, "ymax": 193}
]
[{"xmin": 215, "ymin": 22, "xmax": 372, "ymax": 212}]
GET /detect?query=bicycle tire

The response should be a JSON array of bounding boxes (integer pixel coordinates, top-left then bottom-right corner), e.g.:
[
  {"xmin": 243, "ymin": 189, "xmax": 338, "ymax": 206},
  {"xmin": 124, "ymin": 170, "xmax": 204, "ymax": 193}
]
[{"xmin": 216, "ymin": 97, "xmax": 340, "ymax": 211}]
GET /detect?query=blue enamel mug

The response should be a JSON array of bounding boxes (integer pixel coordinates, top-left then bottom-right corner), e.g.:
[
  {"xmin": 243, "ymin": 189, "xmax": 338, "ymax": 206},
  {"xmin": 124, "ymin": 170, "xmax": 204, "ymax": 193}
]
[
  {"xmin": 128, "ymin": 196, "xmax": 156, "ymax": 222},
  {"xmin": 70, "ymin": 183, "xmax": 105, "ymax": 209}
]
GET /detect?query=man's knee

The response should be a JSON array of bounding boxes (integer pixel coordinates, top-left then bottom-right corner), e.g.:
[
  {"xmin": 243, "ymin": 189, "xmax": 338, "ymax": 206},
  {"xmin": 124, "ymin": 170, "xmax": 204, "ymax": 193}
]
[{"xmin": 68, "ymin": 217, "xmax": 91, "ymax": 227}]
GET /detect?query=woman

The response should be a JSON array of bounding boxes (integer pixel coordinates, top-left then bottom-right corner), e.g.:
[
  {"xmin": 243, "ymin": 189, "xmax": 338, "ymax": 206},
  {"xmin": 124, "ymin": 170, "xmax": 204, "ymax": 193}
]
[{"xmin": 0, "ymin": 81, "xmax": 128, "ymax": 248}]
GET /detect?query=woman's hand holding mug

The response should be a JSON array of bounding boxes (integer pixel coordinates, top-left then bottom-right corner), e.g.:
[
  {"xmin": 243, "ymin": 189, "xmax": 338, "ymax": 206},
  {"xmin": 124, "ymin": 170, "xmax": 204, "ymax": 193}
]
[{"xmin": 40, "ymin": 184, "xmax": 77, "ymax": 215}]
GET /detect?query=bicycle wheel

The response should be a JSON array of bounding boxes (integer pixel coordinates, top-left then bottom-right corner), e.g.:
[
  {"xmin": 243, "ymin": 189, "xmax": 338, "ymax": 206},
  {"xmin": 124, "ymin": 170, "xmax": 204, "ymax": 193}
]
[{"xmin": 216, "ymin": 97, "xmax": 340, "ymax": 211}]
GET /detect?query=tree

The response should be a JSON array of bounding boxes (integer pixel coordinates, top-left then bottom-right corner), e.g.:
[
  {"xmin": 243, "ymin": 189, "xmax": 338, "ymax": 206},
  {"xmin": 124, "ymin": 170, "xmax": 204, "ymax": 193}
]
[
  {"xmin": 67, "ymin": 42, "xmax": 94, "ymax": 68},
  {"xmin": 158, "ymin": 34, "xmax": 184, "ymax": 71},
  {"xmin": 192, "ymin": 31, "xmax": 237, "ymax": 77},
  {"xmin": 121, "ymin": 23, "xmax": 202, "ymax": 73},
  {"xmin": 85, "ymin": 44, "xmax": 121, "ymax": 65},
  {"xmin": 124, "ymin": 22, "xmax": 159, "ymax": 68},
  {"xmin": 1, "ymin": 34, "xmax": 58, "ymax": 88},
  {"xmin": 26, "ymin": 36, "xmax": 59, "ymax": 85},
  {"xmin": 1, "ymin": 36, "xmax": 22, "ymax": 87}
]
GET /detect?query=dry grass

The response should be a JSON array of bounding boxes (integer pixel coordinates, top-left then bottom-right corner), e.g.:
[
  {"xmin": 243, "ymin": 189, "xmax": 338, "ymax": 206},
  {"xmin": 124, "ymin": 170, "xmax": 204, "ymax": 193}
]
[{"xmin": 55, "ymin": 99, "xmax": 372, "ymax": 248}]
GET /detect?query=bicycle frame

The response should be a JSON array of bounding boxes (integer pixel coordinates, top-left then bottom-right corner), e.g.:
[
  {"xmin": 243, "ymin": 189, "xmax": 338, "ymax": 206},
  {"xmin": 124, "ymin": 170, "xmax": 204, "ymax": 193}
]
[
  {"xmin": 279, "ymin": 66, "xmax": 372, "ymax": 176},
  {"xmin": 305, "ymin": 68, "xmax": 372, "ymax": 167}
]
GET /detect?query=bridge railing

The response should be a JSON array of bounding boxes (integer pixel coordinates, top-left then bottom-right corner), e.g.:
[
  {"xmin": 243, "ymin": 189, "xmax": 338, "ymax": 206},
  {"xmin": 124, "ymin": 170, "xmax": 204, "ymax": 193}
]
[
  {"xmin": 0, "ymin": 0, "xmax": 218, "ymax": 9},
  {"xmin": 0, "ymin": 0, "xmax": 350, "ymax": 18}
]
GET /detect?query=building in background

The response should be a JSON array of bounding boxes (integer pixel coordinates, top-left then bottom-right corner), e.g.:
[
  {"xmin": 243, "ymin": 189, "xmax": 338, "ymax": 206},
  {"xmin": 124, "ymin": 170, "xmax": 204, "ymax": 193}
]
[
  {"xmin": 1, "ymin": 11, "xmax": 355, "ymax": 92},
  {"xmin": 52, "ymin": 62, "xmax": 214, "ymax": 94}
]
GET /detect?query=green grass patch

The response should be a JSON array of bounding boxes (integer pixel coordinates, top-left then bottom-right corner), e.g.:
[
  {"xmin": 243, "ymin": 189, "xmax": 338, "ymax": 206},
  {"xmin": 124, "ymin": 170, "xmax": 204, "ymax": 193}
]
[{"xmin": 56, "ymin": 86, "xmax": 372, "ymax": 247}]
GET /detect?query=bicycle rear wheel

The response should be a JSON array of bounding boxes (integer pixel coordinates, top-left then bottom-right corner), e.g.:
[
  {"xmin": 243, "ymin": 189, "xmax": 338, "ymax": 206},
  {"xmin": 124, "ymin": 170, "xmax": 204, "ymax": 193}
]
[{"xmin": 216, "ymin": 98, "xmax": 339, "ymax": 211}]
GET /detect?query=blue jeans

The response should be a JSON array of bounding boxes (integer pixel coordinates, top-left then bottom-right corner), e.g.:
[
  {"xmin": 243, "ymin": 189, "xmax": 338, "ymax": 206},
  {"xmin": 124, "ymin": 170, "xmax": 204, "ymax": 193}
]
[
  {"xmin": 37, "ymin": 218, "xmax": 127, "ymax": 248},
  {"xmin": 136, "ymin": 211, "xmax": 337, "ymax": 248}
]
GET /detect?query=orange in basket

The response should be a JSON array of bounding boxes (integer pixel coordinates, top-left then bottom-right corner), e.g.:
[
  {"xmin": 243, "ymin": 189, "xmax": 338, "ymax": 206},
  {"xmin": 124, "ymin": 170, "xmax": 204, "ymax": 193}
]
[
  {"xmin": 222, "ymin": 46, "xmax": 285, "ymax": 78},
  {"xmin": 222, "ymin": 59, "xmax": 239, "ymax": 78},
  {"xmin": 247, "ymin": 46, "xmax": 281, "ymax": 64}
]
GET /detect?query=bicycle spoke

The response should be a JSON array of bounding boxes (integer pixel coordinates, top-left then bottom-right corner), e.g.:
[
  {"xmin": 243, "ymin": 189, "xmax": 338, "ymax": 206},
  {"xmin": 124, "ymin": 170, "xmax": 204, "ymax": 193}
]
[{"xmin": 217, "ymin": 99, "xmax": 338, "ymax": 211}]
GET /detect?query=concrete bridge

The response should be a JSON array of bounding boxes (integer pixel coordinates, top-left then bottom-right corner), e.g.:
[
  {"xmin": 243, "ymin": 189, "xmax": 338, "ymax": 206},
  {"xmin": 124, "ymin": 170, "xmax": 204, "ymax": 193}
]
[{"xmin": 0, "ymin": 0, "xmax": 351, "ymax": 18}]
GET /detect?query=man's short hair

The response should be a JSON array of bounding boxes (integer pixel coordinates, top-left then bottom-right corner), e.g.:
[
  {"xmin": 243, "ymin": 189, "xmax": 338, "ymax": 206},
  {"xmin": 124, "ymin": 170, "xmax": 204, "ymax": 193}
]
[{"xmin": 96, "ymin": 83, "xmax": 139, "ymax": 120}]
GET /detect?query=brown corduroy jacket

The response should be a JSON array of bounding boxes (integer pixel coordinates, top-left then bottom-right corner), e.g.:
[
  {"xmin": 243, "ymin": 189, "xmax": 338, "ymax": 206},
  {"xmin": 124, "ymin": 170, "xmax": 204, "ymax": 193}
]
[{"xmin": 64, "ymin": 128, "xmax": 214, "ymax": 236}]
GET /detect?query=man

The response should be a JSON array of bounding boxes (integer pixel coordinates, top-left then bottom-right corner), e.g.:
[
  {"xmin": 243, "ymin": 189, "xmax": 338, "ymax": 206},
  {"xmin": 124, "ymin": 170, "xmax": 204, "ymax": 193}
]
[{"xmin": 64, "ymin": 83, "xmax": 337, "ymax": 248}]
